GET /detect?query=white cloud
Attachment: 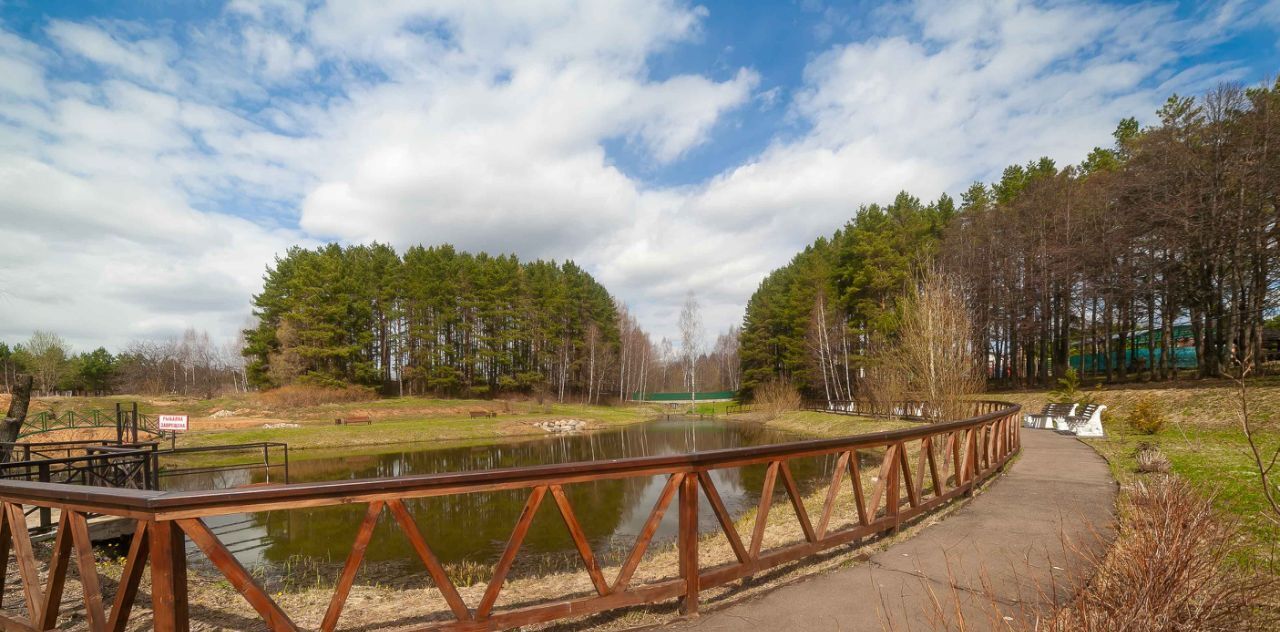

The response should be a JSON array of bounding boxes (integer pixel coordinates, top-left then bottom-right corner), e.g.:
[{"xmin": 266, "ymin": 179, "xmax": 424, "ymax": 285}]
[
  {"xmin": 0, "ymin": 0, "xmax": 1273, "ymax": 352},
  {"xmin": 46, "ymin": 21, "xmax": 180, "ymax": 89}
]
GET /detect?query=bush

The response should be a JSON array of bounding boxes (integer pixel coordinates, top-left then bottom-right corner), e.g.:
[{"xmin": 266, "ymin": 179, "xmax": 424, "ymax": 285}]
[
  {"xmin": 257, "ymin": 384, "xmax": 378, "ymax": 409},
  {"xmin": 1126, "ymin": 396, "xmax": 1168, "ymax": 434},
  {"xmin": 753, "ymin": 376, "xmax": 802, "ymax": 420},
  {"xmin": 1134, "ymin": 444, "xmax": 1171, "ymax": 474},
  {"xmin": 1049, "ymin": 476, "xmax": 1275, "ymax": 631}
]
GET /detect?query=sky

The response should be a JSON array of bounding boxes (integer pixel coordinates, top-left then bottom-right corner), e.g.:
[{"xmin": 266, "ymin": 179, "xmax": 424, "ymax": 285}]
[{"xmin": 1, "ymin": 0, "xmax": 1279, "ymax": 353}]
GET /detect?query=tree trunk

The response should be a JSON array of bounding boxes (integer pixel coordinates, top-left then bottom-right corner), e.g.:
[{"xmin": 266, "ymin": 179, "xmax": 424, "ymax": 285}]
[{"xmin": 1, "ymin": 374, "xmax": 34, "ymax": 462}]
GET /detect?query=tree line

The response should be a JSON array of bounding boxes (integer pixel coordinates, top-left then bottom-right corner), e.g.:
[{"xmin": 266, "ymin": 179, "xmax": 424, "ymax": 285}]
[
  {"xmin": 243, "ymin": 243, "xmax": 740, "ymax": 401},
  {"xmin": 0, "ymin": 329, "xmax": 247, "ymax": 397},
  {"xmin": 740, "ymin": 80, "xmax": 1280, "ymax": 396}
]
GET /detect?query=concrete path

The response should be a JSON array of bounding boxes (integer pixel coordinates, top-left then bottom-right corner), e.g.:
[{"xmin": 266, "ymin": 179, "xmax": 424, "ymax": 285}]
[{"xmin": 672, "ymin": 428, "xmax": 1117, "ymax": 632}]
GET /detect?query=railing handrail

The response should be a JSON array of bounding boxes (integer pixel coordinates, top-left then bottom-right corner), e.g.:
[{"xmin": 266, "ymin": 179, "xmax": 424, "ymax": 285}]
[
  {"xmin": 0, "ymin": 401, "xmax": 1019, "ymax": 516},
  {"xmin": 0, "ymin": 448, "xmax": 158, "ymax": 469},
  {"xmin": 0, "ymin": 399, "xmax": 1022, "ymax": 632}
]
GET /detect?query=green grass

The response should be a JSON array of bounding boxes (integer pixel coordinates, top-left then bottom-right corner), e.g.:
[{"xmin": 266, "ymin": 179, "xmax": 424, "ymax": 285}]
[
  {"xmin": 1083, "ymin": 422, "xmax": 1280, "ymax": 573},
  {"xmin": 991, "ymin": 381, "xmax": 1280, "ymax": 575},
  {"xmin": 690, "ymin": 401, "xmax": 742, "ymax": 415},
  {"xmin": 173, "ymin": 403, "xmax": 654, "ymax": 452}
]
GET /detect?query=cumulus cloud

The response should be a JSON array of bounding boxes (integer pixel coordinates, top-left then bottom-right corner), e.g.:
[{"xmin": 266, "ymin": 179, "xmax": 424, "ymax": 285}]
[{"xmin": 0, "ymin": 0, "xmax": 1273, "ymax": 351}]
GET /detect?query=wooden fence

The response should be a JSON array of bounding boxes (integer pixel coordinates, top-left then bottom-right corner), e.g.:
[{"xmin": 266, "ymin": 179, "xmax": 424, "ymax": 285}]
[{"xmin": 0, "ymin": 401, "xmax": 1021, "ymax": 632}]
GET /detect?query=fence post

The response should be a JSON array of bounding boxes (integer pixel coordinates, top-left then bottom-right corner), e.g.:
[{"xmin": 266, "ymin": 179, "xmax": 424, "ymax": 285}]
[
  {"xmin": 37, "ymin": 463, "xmax": 51, "ymax": 528},
  {"xmin": 678, "ymin": 471, "xmax": 699, "ymax": 616},
  {"xmin": 150, "ymin": 520, "xmax": 190, "ymax": 632},
  {"xmin": 131, "ymin": 402, "xmax": 139, "ymax": 444},
  {"xmin": 115, "ymin": 402, "xmax": 123, "ymax": 444},
  {"xmin": 886, "ymin": 443, "xmax": 901, "ymax": 533}
]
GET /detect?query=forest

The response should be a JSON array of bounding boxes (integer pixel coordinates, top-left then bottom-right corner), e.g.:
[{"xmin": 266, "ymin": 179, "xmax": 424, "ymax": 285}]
[
  {"xmin": 740, "ymin": 80, "xmax": 1280, "ymax": 396},
  {"xmin": 0, "ymin": 246, "xmax": 742, "ymax": 401},
  {"xmin": 242, "ymin": 244, "xmax": 740, "ymax": 402}
]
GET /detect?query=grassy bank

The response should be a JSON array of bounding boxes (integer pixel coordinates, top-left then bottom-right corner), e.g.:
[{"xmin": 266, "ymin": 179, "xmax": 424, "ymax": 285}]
[
  {"xmin": 174, "ymin": 402, "xmax": 654, "ymax": 451},
  {"xmin": 15, "ymin": 393, "xmax": 658, "ymax": 452},
  {"xmin": 992, "ymin": 379, "xmax": 1280, "ymax": 575},
  {"xmin": 735, "ymin": 409, "xmax": 918, "ymax": 438}
]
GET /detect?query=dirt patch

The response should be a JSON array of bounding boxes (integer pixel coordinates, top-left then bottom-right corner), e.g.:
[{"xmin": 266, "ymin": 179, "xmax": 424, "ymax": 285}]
[{"xmin": 186, "ymin": 416, "xmax": 309, "ymax": 431}]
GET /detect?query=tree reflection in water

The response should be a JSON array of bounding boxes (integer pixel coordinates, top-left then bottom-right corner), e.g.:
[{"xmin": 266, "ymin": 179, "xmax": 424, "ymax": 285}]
[{"xmin": 166, "ymin": 419, "xmax": 880, "ymax": 575}]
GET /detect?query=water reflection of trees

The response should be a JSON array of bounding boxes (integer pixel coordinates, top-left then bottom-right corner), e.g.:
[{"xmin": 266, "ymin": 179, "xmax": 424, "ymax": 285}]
[{"xmin": 196, "ymin": 421, "xmax": 866, "ymax": 570}]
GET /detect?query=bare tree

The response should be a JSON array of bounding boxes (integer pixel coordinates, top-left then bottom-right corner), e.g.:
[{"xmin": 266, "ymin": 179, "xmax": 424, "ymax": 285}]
[
  {"xmin": 879, "ymin": 271, "xmax": 984, "ymax": 421},
  {"xmin": 24, "ymin": 331, "xmax": 69, "ymax": 395},
  {"xmin": 678, "ymin": 292, "xmax": 704, "ymax": 401},
  {"xmin": 1231, "ymin": 360, "xmax": 1280, "ymax": 526}
]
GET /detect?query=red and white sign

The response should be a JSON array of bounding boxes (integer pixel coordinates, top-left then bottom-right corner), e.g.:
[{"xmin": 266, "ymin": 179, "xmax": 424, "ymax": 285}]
[{"xmin": 157, "ymin": 414, "xmax": 189, "ymax": 432}]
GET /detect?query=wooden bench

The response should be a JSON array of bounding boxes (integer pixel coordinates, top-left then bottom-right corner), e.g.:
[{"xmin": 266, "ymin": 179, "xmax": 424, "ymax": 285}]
[
  {"xmin": 334, "ymin": 415, "xmax": 373, "ymax": 426},
  {"xmin": 469, "ymin": 411, "xmax": 498, "ymax": 419}
]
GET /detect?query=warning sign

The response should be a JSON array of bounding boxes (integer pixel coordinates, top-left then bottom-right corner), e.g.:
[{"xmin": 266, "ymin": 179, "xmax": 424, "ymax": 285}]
[{"xmin": 157, "ymin": 414, "xmax": 189, "ymax": 432}]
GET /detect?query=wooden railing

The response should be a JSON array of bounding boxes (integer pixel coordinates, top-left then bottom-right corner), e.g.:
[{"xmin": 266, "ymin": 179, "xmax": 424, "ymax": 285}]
[
  {"xmin": 0, "ymin": 401, "xmax": 1021, "ymax": 632},
  {"xmin": 803, "ymin": 399, "xmax": 1012, "ymax": 421}
]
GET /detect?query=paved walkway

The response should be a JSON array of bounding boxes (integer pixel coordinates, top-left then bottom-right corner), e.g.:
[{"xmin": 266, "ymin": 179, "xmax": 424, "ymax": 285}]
[{"xmin": 673, "ymin": 428, "xmax": 1117, "ymax": 631}]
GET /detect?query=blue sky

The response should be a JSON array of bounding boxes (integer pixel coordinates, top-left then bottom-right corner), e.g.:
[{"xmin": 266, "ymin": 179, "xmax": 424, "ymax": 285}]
[{"xmin": 1, "ymin": 0, "xmax": 1278, "ymax": 351}]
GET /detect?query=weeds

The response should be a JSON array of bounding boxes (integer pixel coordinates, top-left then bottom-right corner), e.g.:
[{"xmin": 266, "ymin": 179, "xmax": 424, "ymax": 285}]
[
  {"xmin": 1048, "ymin": 476, "xmax": 1275, "ymax": 631},
  {"xmin": 257, "ymin": 384, "xmax": 378, "ymax": 409},
  {"xmin": 754, "ymin": 376, "xmax": 802, "ymax": 419},
  {"xmin": 896, "ymin": 476, "xmax": 1275, "ymax": 632},
  {"xmin": 1134, "ymin": 444, "xmax": 1171, "ymax": 474}
]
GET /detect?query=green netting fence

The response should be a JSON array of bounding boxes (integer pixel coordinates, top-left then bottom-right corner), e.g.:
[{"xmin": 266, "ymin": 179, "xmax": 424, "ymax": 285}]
[{"xmin": 631, "ymin": 391, "xmax": 737, "ymax": 402}]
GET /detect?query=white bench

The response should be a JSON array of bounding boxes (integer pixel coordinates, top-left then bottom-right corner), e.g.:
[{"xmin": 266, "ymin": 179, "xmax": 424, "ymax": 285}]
[{"xmin": 1024, "ymin": 402, "xmax": 1106, "ymax": 438}]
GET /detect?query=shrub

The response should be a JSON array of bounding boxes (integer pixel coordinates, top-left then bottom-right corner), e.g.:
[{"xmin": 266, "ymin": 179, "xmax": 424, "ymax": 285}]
[
  {"xmin": 753, "ymin": 376, "xmax": 802, "ymax": 420},
  {"xmin": 1134, "ymin": 445, "xmax": 1171, "ymax": 474},
  {"xmin": 257, "ymin": 384, "xmax": 378, "ymax": 409},
  {"xmin": 1126, "ymin": 396, "xmax": 1168, "ymax": 434},
  {"xmin": 1049, "ymin": 476, "xmax": 1275, "ymax": 631}
]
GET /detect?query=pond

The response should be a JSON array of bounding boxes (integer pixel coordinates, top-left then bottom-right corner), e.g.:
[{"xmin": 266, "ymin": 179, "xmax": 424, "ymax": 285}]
[{"xmin": 163, "ymin": 419, "xmax": 870, "ymax": 573}]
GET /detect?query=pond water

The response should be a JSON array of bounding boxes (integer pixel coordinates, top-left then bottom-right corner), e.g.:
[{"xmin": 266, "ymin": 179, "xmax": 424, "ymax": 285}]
[{"xmin": 164, "ymin": 419, "xmax": 867, "ymax": 572}]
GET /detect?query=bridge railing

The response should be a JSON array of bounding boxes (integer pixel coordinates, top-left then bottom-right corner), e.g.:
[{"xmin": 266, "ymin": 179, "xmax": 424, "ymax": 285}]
[
  {"xmin": 802, "ymin": 399, "xmax": 1010, "ymax": 421},
  {"xmin": 0, "ymin": 401, "xmax": 1021, "ymax": 632}
]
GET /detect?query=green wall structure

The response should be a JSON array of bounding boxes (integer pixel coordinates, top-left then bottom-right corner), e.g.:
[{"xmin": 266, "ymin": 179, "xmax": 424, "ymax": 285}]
[{"xmin": 632, "ymin": 391, "xmax": 737, "ymax": 402}]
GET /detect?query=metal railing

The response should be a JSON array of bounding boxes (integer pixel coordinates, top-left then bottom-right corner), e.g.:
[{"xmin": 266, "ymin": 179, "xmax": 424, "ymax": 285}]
[{"xmin": 0, "ymin": 400, "xmax": 1020, "ymax": 632}]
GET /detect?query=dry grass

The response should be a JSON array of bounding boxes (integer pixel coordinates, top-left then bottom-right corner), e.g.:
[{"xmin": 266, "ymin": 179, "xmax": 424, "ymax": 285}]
[
  {"xmin": 992, "ymin": 376, "xmax": 1280, "ymax": 429},
  {"xmin": 256, "ymin": 384, "xmax": 378, "ymax": 408},
  {"xmin": 1046, "ymin": 476, "xmax": 1276, "ymax": 631},
  {"xmin": 753, "ymin": 376, "xmax": 802, "ymax": 419},
  {"xmin": 905, "ymin": 476, "xmax": 1277, "ymax": 632},
  {"xmin": 1134, "ymin": 445, "xmax": 1171, "ymax": 474}
]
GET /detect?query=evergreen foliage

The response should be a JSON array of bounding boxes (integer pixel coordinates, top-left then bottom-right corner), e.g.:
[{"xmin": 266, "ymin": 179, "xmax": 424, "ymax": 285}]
[
  {"xmin": 739, "ymin": 192, "xmax": 953, "ymax": 397},
  {"xmin": 741, "ymin": 80, "xmax": 1280, "ymax": 394},
  {"xmin": 243, "ymin": 243, "xmax": 621, "ymax": 398}
]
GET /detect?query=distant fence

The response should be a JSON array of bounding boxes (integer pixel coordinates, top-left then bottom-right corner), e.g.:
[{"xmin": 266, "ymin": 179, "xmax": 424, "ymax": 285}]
[
  {"xmin": 19, "ymin": 402, "xmax": 161, "ymax": 440},
  {"xmin": 633, "ymin": 390, "xmax": 737, "ymax": 402}
]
